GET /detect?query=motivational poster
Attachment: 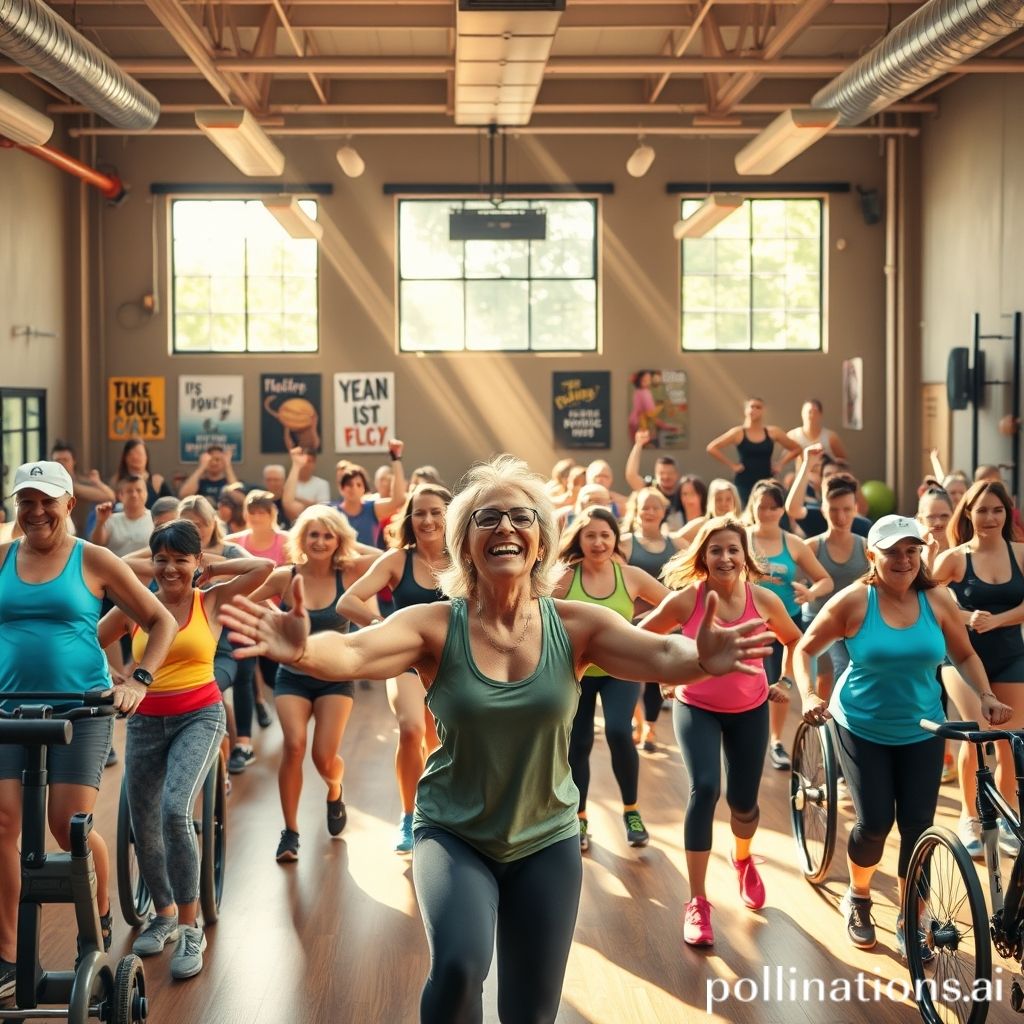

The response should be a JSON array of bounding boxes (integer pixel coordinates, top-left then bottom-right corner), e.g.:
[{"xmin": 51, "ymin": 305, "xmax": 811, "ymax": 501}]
[
  {"xmin": 178, "ymin": 376, "xmax": 244, "ymax": 462},
  {"xmin": 334, "ymin": 372, "xmax": 395, "ymax": 454},
  {"xmin": 261, "ymin": 374, "xmax": 322, "ymax": 453},
  {"xmin": 108, "ymin": 376, "xmax": 165, "ymax": 441},
  {"xmin": 552, "ymin": 372, "xmax": 610, "ymax": 449}
]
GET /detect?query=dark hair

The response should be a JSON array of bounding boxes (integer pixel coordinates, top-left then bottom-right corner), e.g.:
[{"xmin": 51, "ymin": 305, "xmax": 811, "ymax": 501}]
[
  {"xmin": 149, "ymin": 519, "xmax": 202, "ymax": 558},
  {"xmin": 339, "ymin": 466, "xmax": 370, "ymax": 491},
  {"xmin": 394, "ymin": 483, "xmax": 453, "ymax": 548},
  {"xmin": 558, "ymin": 506, "xmax": 624, "ymax": 565},
  {"xmin": 805, "ymin": 398, "xmax": 823, "ymax": 412},
  {"xmin": 115, "ymin": 439, "xmax": 149, "ymax": 481},
  {"xmin": 218, "ymin": 483, "xmax": 247, "ymax": 530},
  {"xmin": 863, "ymin": 550, "xmax": 936, "ymax": 591},
  {"xmin": 631, "ymin": 370, "xmax": 655, "ymax": 388},
  {"xmin": 947, "ymin": 480, "xmax": 1015, "ymax": 547},
  {"xmin": 51, "ymin": 439, "xmax": 75, "ymax": 458},
  {"xmin": 824, "ymin": 472, "xmax": 859, "ymax": 502},
  {"xmin": 678, "ymin": 474, "xmax": 708, "ymax": 516},
  {"xmin": 654, "ymin": 455, "xmax": 678, "ymax": 469},
  {"xmin": 744, "ymin": 479, "xmax": 787, "ymax": 522},
  {"xmin": 118, "ymin": 474, "xmax": 144, "ymax": 489},
  {"xmin": 206, "ymin": 444, "xmax": 225, "ymax": 455}
]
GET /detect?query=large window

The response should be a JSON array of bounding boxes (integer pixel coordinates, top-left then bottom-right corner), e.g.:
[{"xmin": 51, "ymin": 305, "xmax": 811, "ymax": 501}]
[
  {"xmin": 398, "ymin": 199, "xmax": 598, "ymax": 352},
  {"xmin": 1, "ymin": 388, "xmax": 46, "ymax": 521},
  {"xmin": 680, "ymin": 197, "xmax": 823, "ymax": 352},
  {"xmin": 171, "ymin": 199, "xmax": 319, "ymax": 353}
]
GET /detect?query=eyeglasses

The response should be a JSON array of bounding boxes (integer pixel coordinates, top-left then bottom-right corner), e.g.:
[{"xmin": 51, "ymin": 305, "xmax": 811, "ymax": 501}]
[{"xmin": 470, "ymin": 507, "xmax": 538, "ymax": 530}]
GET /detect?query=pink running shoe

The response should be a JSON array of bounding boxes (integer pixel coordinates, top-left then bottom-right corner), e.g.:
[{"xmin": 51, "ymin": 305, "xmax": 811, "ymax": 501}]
[
  {"xmin": 683, "ymin": 896, "xmax": 714, "ymax": 947},
  {"xmin": 731, "ymin": 855, "xmax": 766, "ymax": 910}
]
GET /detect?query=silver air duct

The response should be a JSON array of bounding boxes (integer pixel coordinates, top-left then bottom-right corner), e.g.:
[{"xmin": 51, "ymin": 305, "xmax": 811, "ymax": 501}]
[
  {"xmin": 812, "ymin": 0, "xmax": 1024, "ymax": 126},
  {"xmin": 0, "ymin": 0, "xmax": 159, "ymax": 130}
]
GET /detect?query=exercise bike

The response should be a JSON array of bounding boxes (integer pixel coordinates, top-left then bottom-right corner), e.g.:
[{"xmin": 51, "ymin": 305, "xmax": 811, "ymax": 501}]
[{"xmin": 0, "ymin": 689, "xmax": 146, "ymax": 1024}]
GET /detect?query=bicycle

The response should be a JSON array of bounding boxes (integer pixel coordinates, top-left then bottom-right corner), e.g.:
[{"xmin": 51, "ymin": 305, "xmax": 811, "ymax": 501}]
[
  {"xmin": 789, "ymin": 719, "xmax": 839, "ymax": 883},
  {"xmin": 0, "ymin": 689, "xmax": 147, "ymax": 1024},
  {"xmin": 904, "ymin": 718, "xmax": 1024, "ymax": 1024}
]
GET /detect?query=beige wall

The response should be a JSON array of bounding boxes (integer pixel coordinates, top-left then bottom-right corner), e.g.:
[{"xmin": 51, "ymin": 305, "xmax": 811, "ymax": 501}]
[
  {"xmin": 920, "ymin": 76, "xmax": 1024, "ymax": 484},
  {"xmin": 91, "ymin": 129, "xmax": 891, "ymax": 494},
  {"xmin": 0, "ymin": 81, "xmax": 69, "ymax": 449}
]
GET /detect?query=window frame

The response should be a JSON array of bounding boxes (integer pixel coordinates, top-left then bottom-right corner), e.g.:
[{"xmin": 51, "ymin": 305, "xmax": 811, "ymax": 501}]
[
  {"xmin": 1, "ymin": 387, "xmax": 47, "ymax": 521},
  {"xmin": 678, "ymin": 193, "xmax": 828, "ymax": 354},
  {"xmin": 394, "ymin": 195, "xmax": 602, "ymax": 355},
  {"xmin": 168, "ymin": 195, "xmax": 321, "ymax": 356}
]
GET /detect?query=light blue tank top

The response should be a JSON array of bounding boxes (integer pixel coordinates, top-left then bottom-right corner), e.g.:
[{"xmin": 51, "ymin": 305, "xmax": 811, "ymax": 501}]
[
  {"xmin": 829, "ymin": 587, "xmax": 946, "ymax": 745},
  {"xmin": 0, "ymin": 540, "xmax": 111, "ymax": 695},
  {"xmin": 755, "ymin": 534, "xmax": 801, "ymax": 617}
]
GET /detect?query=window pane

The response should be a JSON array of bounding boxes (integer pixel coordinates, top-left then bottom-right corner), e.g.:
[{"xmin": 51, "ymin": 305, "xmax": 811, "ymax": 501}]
[
  {"xmin": 752, "ymin": 311, "xmax": 787, "ymax": 349},
  {"xmin": 283, "ymin": 277, "xmax": 317, "ymax": 315},
  {"xmin": 682, "ymin": 238, "xmax": 714, "ymax": 275},
  {"xmin": 752, "ymin": 275, "xmax": 785, "ymax": 310},
  {"xmin": 530, "ymin": 280, "xmax": 596, "ymax": 351},
  {"xmin": 466, "ymin": 280, "xmax": 529, "ymax": 350},
  {"xmin": 400, "ymin": 281, "xmax": 464, "ymax": 351},
  {"xmin": 283, "ymin": 315, "xmax": 318, "ymax": 352},
  {"xmin": 715, "ymin": 240, "xmax": 749, "ymax": 275},
  {"xmin": 175, "ymin": 314, "xmax": 211, "ymax": 352},
  {"xmin": 716, "ymin": 275, "xmax": 748, "ymax": 311},
  {"xmin": 715, "ymin": 313, "xmax": 749, "ymax": 350},
  {"xmin": 3, "ymin": 398, "xmax": 23, "ymax": 431},
  {"xmin": 683, "ymin": 275, "xmax": 715, "ymax": 311},
  {"xmin": 249, "ymin": 315, "xmax": 284, "ymax": 352},
  {"xmin": 25, "ymin": 397, "xmax": 40, "ymax": 429},
  {"xmin": 682, "ymin": 313, "xmax": 716, "ymax": 351},
  {"xmin": 210, "ymin": 277, "xmax": 245, "ymax": 314},
  {"xmin": 210, "ymin": 315, "xmax": 245, "ymax": 352},
  {"xmin": 175, "ymin": 276, "xmax": 210, "ymax": 315},
  {"xmin": 400, "ymin": 202, "xmax": 462, "ymax": 279},
  {"xmin": 464, "ymin": 239, "xmax": 529, "ymax": 279},
  {"xmin": 531, "ymin": 201, "xmax": 595, "ymax": 278}
]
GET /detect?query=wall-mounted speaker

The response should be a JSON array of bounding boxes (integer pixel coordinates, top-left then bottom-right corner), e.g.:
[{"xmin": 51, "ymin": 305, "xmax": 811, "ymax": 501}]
[
  {"xmin": 856, "ymin": 186, "xmax": 882, "ymax": 226},
  {"xmin": 947, "ymin": 347, "xmax": 985, "ymax": 410}
]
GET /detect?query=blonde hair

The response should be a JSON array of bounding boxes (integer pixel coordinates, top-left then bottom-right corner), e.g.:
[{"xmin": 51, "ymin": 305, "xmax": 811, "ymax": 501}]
[
  {"xmin": 707, "ymin": 478, "xmax": 741, "ymax": 516},
  {"xmin": 661, "ymin": 515, "xmax": 766, "ymax": 589},
  {"xmin": 436, "ymin": 455, "xmax": 563, "ymax": 600},
  {"xmin": 626, "ymin": 486, "xmax": 669, "ymax": 534},
  {"xmin": 286, "ymin": 505, "xmax": 360, "ymax": 569},
  {"xmin": 177, "ymin": 494, "xmax": 225, "ymax": 545}
]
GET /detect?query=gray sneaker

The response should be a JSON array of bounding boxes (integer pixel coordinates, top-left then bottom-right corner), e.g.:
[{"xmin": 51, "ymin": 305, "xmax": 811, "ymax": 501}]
[
  {"xmin": 170, "ymin": 924, "xmax": 207, "ymax": 980},
  {"xmin": 839, "ymin": 888, "xmax": 876, "ymax": 949},
  {"xmin": 131, "ymin": 914, "xmax": 179, "ymax": 956}
]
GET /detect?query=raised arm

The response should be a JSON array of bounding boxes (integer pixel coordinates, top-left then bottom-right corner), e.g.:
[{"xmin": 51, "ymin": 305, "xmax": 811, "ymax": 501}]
[
  {"xmin": 337, "ymin": 550, "xmax": 404, "ymax": 626},
  {"xmin": 90, "ymin": 502, "xmax": 114, "ymax": 546},
  {"xmin": 196, "ymin": 556, "xmax": 275, "ymax": 616},
  {"xmin": 624, "ymin": 430, "xmax": 651, "ymax": 493},
  {"xmin": 75, "ymin": 470, "xmax": 116, "ymax": 504},
  {"xmin": 783, "ymin": 444, "xmax": 821, "ymax": 524},
  {"xmin": 706, "ymin": 426, "xmax": 743, "ymax": 473},
  {"xmin": 282, "ymin": 448, "xmax": 314, "ymax": 522},
  {"xmin": 373, "ymin": 439, "xmax": 407, "ymax": 520}
]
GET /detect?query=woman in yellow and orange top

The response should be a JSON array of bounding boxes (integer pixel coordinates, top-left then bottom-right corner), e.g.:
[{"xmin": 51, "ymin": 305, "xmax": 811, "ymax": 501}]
[{"xmin": 99, "ymin": 520, "xmax": 272, "ymax": 981}]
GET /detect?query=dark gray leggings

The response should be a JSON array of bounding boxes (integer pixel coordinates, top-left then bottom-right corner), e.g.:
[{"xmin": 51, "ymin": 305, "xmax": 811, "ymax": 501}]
[
  {"xmin": 413, "ymin": 828, "xmax": 582, "ymax": 1024},
  {"xmin": 125, "ymin": 703, "xmax": 226, "ymax": 910},
  {"xmin": 672, "ymin": 700, "xmax": 769, "ymax": 851},
  {"xmin": 568, "ymin": 675, "xmax": 639, "ymax": 811}
]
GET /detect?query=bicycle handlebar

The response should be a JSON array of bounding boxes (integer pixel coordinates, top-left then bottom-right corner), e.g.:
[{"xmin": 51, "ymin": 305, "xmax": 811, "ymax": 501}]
[{"xmin": 921, "ymin": 718, "xmax": 1024, "ymax": 746}]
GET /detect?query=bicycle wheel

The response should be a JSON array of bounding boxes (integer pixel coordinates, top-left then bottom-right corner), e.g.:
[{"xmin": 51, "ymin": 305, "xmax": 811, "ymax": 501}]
[
  {"xmin": 904, "ymin": 826, "xmax": 991, "ymax": 1024},
  {"xmin": 199, "ymin": 753, "xmax": 227, "ymax": 924},
  {"xmin": 67, "ymin": 951, "xmax": 114, "ymax": 1024},
  {"xmin": 789, "ymin": 721, "xmax": 837, "ymax": 884},
  {"xmin": 116, "ymin": 780, "xmax": 152, "ymax": 927},
  {"xmin": 111, "ymin": 954, "xmax": 148, "ymax": 1024}
]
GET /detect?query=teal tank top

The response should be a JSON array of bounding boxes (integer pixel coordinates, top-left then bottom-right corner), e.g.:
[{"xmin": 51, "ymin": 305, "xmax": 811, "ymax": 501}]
[
  {"xmin": 565, "ymin": 562, "xmax": 634, "ymax": 677},
  {"xmin": 0, "ymin": 540, "xmax": 111, "ymax": 695},
  {"xmin": 829, "ymin": 587, "xmax": 946, "ymax": 745},
  {"xmin": 414, "ymin": 597, "xmax": 582, "ymax": 863},
  {"xmin": 755, "ymin": 534, "xmax": 801, "ymax": 617}
]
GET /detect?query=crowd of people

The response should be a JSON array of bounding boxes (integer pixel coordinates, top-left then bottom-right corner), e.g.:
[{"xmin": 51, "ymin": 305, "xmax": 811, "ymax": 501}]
[{"xmin": 1, "ymin": 397, "xmax": 1022, "ymax": 1023}]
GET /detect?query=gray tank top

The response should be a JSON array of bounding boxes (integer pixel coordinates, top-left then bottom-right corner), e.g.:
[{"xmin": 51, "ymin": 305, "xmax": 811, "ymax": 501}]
[{"xmin": 804, "ymin": 533, "xmax": 869, "ymax": 619}]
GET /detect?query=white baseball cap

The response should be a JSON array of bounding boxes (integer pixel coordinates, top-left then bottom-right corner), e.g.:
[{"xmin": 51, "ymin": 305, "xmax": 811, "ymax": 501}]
[
  {"xmin": 11, "ymin": 461, "xmax": 74, "ymax": 498},
  {"xmin": 867, "ymin": 514, "xmax": 924, "ymax": 550}
]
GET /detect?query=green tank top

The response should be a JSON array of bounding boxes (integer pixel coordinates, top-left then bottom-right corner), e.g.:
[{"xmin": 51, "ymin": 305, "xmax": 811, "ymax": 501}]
[
  {"xmin": 565, "ymin": 561, "xmax": 634, "ymax": 676},
  {"xmin": 414, "ymin": 597, "xmax": 582, "ymax": 863}
]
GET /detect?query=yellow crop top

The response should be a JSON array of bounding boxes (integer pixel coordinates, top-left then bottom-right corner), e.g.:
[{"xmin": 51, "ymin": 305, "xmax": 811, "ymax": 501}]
[{"xmin": 131, "ymin": 589, "xmax": 217, "ymax": 695}]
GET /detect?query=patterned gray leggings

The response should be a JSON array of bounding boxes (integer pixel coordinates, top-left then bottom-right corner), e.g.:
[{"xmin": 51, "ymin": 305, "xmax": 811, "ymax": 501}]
[{"xmin": 125, "ymin": 702, "xmax": 226, "ymax": 910}]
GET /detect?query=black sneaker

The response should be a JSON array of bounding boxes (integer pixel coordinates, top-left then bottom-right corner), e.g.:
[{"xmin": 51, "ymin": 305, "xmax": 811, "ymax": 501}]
[
  {"xmin": 255, "ymin": 703, "xmax": 273, "ymax": 729},
  {"xmin": 227, "ymin": 745, "xmax": 256, "ymax": 775},
  {"xmin": 624, "ymin": 810, "xmax": 650, "ymax": 848},
  {"xmin": 769, "ymin": 741, "xmax": 791, "ymax": 771},
  {"xmin": 327, "ymin": 791, "xmax": 347, "ymax": 837},
  {"xmin": 839, "ymin": 888, "xmax": 876, "ymax": 949},
  {"xmin": 0, "ymin": 959, "xmax": 15, "ymax": 1000},
  {"xmin": 276, "ymin": 829, "xmax": 300, "ymax": 862}
]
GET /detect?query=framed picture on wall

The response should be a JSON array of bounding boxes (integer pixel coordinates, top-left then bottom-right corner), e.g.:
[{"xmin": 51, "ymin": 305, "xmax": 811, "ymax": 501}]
[
  {"xmin": 261, "ymin": 374, "xmax": 322, "ymax": 453},
  {"xmin": 552, "ymin": 372, "xmax": 610, "ymax": 449},
  {"xmin": 843, "ymin": 357, "xmax": 863, "ymax": 431}
]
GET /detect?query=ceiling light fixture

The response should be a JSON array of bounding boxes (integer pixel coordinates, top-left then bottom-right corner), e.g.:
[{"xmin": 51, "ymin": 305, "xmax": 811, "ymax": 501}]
[
  {"xmin": 625, "ymin": 139, "xmax": 655, "ymax": 178},
  {"xmin": 0, "ymin": 88, "xmax": 54, "ymax": 146},
  {"xmin": 672, "ymin": 193, "xmax": 744, "ymax": 240},
  {"xmin": 734, "ymin": 108, "xmax": 838, "ymax": 176},
  {"xmin": 194, "ymin": 108, "xmax": 285, "ymax": 177},
  {"xmin": 336, "ymin": 143, "xmax": 365, "ymax": 178},
  {"xmin": 262, "ymin": 196, "xmax": 323, "ymax": 240}
]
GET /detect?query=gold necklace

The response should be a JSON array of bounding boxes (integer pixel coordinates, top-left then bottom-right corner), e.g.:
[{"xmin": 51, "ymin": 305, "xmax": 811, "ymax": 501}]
[{"xmin": 477, "ymin": 602, "xmax": 533, "ymax": 655}]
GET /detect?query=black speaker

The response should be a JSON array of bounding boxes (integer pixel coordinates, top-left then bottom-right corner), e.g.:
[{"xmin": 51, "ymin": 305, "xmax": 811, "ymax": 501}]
[
  {"xmin": 856, "ymin": 186, "xmax": 882, "ymax": 226},
  {"xmin": 947, "ymin": 347, "xmax": 986, "ymax": 410}
]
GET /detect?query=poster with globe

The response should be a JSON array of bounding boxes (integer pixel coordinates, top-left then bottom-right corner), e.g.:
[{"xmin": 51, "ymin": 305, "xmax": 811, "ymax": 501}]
[
  {"xmin": 261, "ymin": 374, "xmax": 323, "ymax": 453},
  {"xmin": 178, "ymin": 376, "xmax": 244, "ymax": 462}
]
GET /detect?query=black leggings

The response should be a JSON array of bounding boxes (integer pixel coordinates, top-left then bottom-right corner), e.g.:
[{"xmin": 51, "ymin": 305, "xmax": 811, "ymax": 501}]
[
  {"xmin": 834, "ymin": 724, "xmax": 944, "ymax": 878},
  {"xmin": 642, "ymin": 682, "xmax": 663, "ymax": 724},
  {"xmin": 213, "ymin": 647, "xmax": 256, "ymax": 736},
  {"xmin": 672, "ymin": 700, "xmax": 769, "ymax": 851},
  {"xmin": 413, "ymin": 828, "xmax": 582, "ymax": 1024},
  {"xmin": 568, "ymin": 675, "xmax": 639, "ymax": 811},
  {"xmin": 765, "ymin": 611, "xmax": 804, "ymax": 683}
]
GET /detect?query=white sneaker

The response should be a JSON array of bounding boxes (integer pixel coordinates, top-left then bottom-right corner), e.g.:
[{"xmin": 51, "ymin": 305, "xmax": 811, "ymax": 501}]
[
  {"xmin": 958, "ymin": 818, "xmax": 983, "ymax": 860},
  {"xmin": 999, "ymin": 819, "xmax": 1021, "ymax": 857}
]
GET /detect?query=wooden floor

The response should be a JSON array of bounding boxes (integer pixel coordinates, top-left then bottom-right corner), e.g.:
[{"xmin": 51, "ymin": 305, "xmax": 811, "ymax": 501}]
[{"xmin": 22, "ymin": 687, "xmax": 1023, "ymax": 1023}]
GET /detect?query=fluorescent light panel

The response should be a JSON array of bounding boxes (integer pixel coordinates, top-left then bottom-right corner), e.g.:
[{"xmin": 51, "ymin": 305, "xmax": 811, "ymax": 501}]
[
  {"xmin": 0, "ymin": 89, "xmax": 54, "ymax": 146},
  {"xmin": 195, "ymin": 108, "xmax": 285, "ymax": 177},
  {"xmin": 262, "ymin": 196, "xmax": 322, "ymax": 240},
  {"xmin": 734, "ymin": 108, "xmax": 839, "ymax": 176},
  {"xmin": 672, "ymin": 193, "xmax": 744, "ymax": 240}
]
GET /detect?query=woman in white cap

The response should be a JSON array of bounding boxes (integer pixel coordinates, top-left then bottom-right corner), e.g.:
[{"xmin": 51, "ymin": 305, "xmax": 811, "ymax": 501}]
[
  {"xmin": 0, "ymin": 462, "xmax": 176, "ymax": 997},
  {"xmin": 794, "ymin": 513, "xmax": 1011, "ymax": 961}
]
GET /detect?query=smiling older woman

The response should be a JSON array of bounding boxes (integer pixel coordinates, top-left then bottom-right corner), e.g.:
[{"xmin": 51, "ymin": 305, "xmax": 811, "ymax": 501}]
[
  {"xmin": 219, "ymin": 455, "xmax": 773, "ymax": 1024},
  {"xmin": 0, "ymin": 461, "xmax": 176, "ymax": 997}
]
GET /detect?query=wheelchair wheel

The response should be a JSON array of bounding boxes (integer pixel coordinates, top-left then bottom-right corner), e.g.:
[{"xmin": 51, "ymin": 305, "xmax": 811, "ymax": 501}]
[
  {"xmin": 789, "ymin": 721, "xmax": 837, "ymax": 884},
  {"xmin": 904, "ymin": 826, "xmax": 991, "ymax": 1024},
  {"xmin": 67, "ymin": 950, "xmax": 114, "ymax": 1024},
  {"xmin": 199, "ymin": 753, "xmax": 227, "ymax": 924},
  {"xmin": 116, "ymin": 779, "xmax": 152, "ymax": 926},
  {"xmin": 111, "ymin": 954, "xmax": 148, "ymax": 1024}
]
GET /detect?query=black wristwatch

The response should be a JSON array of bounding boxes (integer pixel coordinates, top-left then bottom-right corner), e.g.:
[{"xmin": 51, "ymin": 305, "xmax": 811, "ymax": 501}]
[{"xmin": 131, "ymin": 668, "xmax": 153, "ymax": 688}]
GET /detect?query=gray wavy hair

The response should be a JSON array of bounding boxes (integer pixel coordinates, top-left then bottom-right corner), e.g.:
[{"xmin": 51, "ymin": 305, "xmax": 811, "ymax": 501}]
[{"xmin": 436, "ymin": 455, "xmax": 563, "ymax": 600}]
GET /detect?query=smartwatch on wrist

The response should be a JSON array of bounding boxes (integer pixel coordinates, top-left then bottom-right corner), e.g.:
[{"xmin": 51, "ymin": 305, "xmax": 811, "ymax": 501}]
[{"xmin": 131, "ymin": 668, "xmax": 153, "ymax": 688}]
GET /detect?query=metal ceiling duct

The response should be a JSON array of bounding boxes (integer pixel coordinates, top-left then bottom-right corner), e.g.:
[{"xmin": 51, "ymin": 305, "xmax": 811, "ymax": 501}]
[
  {"xmin": 812, "ymin": 0, "xmax": 1024, "ymax": 125},
  {"xmin": 0, "ymin": 0, "xmax": 159, "ymax": 130}
]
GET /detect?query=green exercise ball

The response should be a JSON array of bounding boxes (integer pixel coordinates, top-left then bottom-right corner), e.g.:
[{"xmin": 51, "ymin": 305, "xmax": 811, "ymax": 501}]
[{"xmin": 861, "ymin": 480, "xmax": 896, "ymax": 520}]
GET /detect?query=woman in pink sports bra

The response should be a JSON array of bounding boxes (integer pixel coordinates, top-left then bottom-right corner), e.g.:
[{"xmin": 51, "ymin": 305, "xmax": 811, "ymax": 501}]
[{"xmin": 639, "ymin": 515, "xmax": 801, "ymax": 948}]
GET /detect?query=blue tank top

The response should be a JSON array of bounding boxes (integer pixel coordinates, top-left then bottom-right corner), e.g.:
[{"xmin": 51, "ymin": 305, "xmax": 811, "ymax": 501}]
[
  {"xmin": 0, "ymin": 540, "xmax": 110, "ymax": 695},
  {"xmin": 829, "ymin": 587, "xmax": 945, "ymax": 745},
  {"xmin": 627, "ymin": 535, "xmax": 674, "ymax": 579},
  {"xmin": 754, "ymin": 534, "xmax": 801, "ymax": 617},
  {"xmin": 392, "ymin": 551, "xmax": 444, "ymax": 610},
  {"xmin": 336, "ymin": 499, "xmax": 379, "ymax": 546}
]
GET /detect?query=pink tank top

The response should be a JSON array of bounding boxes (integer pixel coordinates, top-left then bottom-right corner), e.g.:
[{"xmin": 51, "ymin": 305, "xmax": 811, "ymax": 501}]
[
  {"xmin": 677, "ymin": 582, "xmax": 768, "ymax": 713},
  {"xmin": 236, "ymin": 531, "xmax": 288, "ymax": 566}
]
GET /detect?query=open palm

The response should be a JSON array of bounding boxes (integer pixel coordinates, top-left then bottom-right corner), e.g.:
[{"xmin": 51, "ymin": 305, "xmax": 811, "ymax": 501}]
[{"xmin": 694, "ymin": 590, "xmax": 774, "ymax": 677}]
